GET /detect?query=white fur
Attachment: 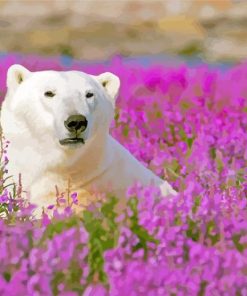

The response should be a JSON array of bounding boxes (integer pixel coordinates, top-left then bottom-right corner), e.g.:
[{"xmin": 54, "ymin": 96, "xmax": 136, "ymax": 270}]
[{"xmin": 1, "ymin": 65, "xmax": 176, "ymax": 216}]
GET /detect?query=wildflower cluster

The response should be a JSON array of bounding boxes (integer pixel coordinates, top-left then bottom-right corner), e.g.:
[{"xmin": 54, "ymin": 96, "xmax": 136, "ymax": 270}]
[{"xmin": 0, "ymin": 54, "xmax": 246, "ymax": 295}]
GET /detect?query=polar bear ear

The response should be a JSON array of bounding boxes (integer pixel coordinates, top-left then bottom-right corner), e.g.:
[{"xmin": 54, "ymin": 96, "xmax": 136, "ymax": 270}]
[
  {"xmin": 7, "ymin": 64, "xmax": 31, "ymax": 92},
  {"xmin": 97, "ymin": 72, "xmax": 120, "ymax": 105}
]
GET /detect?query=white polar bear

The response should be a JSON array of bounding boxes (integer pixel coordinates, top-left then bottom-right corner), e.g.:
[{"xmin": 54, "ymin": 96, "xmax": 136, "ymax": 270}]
[{"xmin": 1, "ymin": 64, "xmax": 176, "ymax": 215}]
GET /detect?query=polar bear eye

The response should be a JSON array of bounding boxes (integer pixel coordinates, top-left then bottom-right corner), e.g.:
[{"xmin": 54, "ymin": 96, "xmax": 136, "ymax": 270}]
[
  {"xmin": 44, "ymin": 91, "xmax": 55, "ymax": 98},
  {"xmin": 86, "ymin": 92, "xmax": 94, "ymax": 99}
]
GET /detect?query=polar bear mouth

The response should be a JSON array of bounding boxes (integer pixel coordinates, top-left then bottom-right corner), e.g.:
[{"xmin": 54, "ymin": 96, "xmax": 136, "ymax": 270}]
[{"xmin": 59, "ymin": 138, "xmax": 85, "ymax": 145}]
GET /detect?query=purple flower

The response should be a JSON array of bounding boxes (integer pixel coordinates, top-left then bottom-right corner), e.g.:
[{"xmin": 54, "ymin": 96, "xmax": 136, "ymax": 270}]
[
  {"xmin": 70, "ymin": 192, "xmax": 78, "ymax": 204},
  {"xmin": 0, "ymin": 190, "xmax": 8, "ymax": 203}
]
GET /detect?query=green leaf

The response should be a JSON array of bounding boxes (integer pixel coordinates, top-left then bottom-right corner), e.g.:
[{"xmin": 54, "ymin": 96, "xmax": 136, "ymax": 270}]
[
  {"xmin": 51, "ymin": 272, "xmax": 65, "ymax": 296},
  {"xmin": 206, "ymin": 220, "xmax": 220, "ymax": 245},
  {"xmin": 83, "ymin": 197, "xmax": 120, "ymax": 286},
  {"xmin": 192, "ymin": 196, "xmax": 201, "ymax": 214},
  {"xmin": 232, "ymin": 234, "xmax": 245, "ymax": 253},
  {"xmin": 3, "ymin": 271, "xmax": 11, "ymax": 282},
  {"xmin": 187, "ymin": 137, "xmax": 195, "ymax": 149},
  {"xmin": 186, "ymin": 217, "xmax": 200, "ymax": 242},
  {"xmin": 127, "ymin": 197, "xmax": 159, "ymax": 259},
  {"xmin": 39, "ymin": 216, "xmax": 81, "ymax": 245},
  {"xmin": 123, "ymin": 125, "xmax": 129, "ymax": 137}
]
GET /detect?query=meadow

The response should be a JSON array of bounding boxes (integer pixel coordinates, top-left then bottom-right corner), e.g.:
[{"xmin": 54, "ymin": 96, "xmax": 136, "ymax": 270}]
[{"xmin": 0, "ymin": 54, "xmax": 246, "ymax": 295}]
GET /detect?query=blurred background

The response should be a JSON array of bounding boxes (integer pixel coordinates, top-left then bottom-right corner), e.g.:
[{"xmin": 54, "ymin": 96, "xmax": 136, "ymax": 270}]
[{"xmin": 0, "ymin": 0, "xmax": 246, "ymax": 63}]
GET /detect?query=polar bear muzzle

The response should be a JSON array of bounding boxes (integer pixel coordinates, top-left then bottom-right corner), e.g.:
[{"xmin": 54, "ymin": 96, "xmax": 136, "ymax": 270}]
[
  {"xmin": 64, "ymin": 114, "xmax": 88, "ymax": 133},
  {"xmin": 59, "ymin": 114, "xmax": 88, "ymax": 146}
]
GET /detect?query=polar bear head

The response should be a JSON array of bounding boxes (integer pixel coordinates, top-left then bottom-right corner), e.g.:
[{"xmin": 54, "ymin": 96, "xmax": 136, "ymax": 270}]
[{"xmin": 4, "ymin": 64, "xmax": 120, "ymax": 149}]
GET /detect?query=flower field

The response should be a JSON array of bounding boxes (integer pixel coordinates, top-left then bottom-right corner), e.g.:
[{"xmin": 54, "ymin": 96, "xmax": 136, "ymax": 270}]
[{"xmin": 0, "ymin": 54, "xmax": 246, "ymax": 295}]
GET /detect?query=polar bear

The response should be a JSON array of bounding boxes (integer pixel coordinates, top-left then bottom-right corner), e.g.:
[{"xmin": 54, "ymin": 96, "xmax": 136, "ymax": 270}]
[{"xmin": 0, "ymin": 64, "xmax": 176, "ymax": 215}]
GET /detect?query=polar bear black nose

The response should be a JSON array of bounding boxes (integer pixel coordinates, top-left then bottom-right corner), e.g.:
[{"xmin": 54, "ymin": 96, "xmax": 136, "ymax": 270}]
[{"xmin": 64, "ymin": 115, "xmax": 88, "ymax": 133}]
